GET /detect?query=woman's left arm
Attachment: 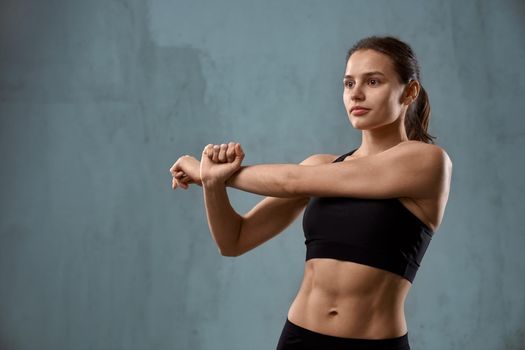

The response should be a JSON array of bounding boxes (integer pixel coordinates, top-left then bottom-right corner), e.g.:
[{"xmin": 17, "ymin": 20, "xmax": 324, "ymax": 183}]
[{"xmin": 226, "ymin": 142, "xmax": 452, "ymax": 200}]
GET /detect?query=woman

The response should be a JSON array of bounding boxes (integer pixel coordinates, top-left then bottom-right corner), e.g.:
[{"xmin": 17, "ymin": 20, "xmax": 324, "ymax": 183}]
[{"xmin": 169, "ymin": 36, "xmax": 452, "ymax": 350}]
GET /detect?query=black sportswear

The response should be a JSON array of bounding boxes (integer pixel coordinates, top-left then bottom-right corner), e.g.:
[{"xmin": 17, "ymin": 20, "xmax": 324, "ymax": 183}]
[
  {"xmin": 276, "ymin": 317, "xmax": 411, "ymax": 350},
  {"xmin": 302, "ymin": 148, "xmax": 434, "ymax": 283}
]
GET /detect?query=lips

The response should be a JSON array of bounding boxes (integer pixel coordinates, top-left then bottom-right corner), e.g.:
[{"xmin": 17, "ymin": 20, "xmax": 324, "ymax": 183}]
[
  {"xmin": 350, "ymin": 106, "xmax": 371, "ymax": 112},
  {"xmin": 350, "ymin": 106, "xmax": 371, "ymax": 116}
]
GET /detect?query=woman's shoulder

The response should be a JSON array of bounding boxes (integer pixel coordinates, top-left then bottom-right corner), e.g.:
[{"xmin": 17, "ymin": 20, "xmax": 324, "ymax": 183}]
[
  {"xmin": 399, "ymin": 141, "xmax": 452, "ymax": 168},
  {"xmin": 404, "ymin": 140, "xmax": 452, "ymax": 166}
]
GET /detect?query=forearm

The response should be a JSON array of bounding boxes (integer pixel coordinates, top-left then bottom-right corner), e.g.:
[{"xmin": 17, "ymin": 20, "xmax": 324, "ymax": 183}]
[
  {"xmin": 202, "ymin": 180, "xmax": 243, "ymax": 256},
  {"xmin": 225, "ymin": 164, "xmax": 297, "ymax": 197}
]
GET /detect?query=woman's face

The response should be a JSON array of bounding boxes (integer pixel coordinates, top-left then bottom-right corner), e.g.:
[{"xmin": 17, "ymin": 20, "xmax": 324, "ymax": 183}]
[{"xmin": 343, "ymin": 49, "xmax": 409, "ymax": 131}]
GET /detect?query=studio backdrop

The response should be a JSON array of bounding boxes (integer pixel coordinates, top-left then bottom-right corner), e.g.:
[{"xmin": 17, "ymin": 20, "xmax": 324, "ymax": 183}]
[{"xmin": 1, "ymin": 0, "xmax": 524, "ymax": 349}]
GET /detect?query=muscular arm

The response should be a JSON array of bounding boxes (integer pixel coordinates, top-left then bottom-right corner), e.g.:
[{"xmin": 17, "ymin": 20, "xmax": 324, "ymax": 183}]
[
  {"xmin": 202, "ymin": 180, "xmax": 243, "ymax": 256},
  {"xmin": 224, "ymin": 164, "xmax": 296, "ymax": 197},
  {"xmin": 225, "ymin": 142, "xmax": 451, "ymax": 200},
  {"xmin": 203, "ymin": 154, "xmax": 335, "ymax": 257}
]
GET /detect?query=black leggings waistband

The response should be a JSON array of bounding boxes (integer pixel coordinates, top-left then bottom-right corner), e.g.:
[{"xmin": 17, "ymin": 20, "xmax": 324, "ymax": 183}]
[{"xmin": 276, "ymin": 317, "xmax": 411, "ymax": 350}]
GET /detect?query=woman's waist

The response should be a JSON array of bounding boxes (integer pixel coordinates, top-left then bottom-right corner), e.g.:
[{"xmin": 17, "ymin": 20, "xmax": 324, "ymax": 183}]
[
  {"xmin": 294, "ymin": 285, "xmax": 403, "ymax": 318},
  {"xmin": 289, "ymin": 287, "xmax": 407, "ymax": 339},
  {"xmin": 285, "ymin": 259, "xmax": 411, "ymax": 338}
]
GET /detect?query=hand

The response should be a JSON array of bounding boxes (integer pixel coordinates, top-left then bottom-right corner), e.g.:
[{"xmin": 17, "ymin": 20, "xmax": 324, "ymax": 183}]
[
  {"xmin": 169, "ymin": 155, "xmax": 202, "ymax": 190},
  {"xmin": 200, "ymin": 142, "xmax": 245, "ymax": 186}
]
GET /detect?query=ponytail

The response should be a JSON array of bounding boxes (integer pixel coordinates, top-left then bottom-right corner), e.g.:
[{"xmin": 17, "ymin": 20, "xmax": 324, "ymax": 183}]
[{"xmin": 405, "ymin": 86, "xmax": 436, "ymax": 144}]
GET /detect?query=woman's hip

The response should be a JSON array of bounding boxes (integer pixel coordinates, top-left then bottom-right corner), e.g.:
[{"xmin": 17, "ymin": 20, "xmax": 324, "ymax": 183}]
[{"xmin": 276, "ymin": 317, "xmax": 410, "ymax": 350}]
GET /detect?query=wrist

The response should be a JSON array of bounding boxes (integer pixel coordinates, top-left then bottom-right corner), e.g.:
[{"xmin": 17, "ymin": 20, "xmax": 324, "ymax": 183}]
[
  {"xmin": 225, "ymin": 167, "xmax": 243, "ymax": 187},
  {"xmin": 202, "ymin": 177, "xmax": 225, "ymax": 188}
]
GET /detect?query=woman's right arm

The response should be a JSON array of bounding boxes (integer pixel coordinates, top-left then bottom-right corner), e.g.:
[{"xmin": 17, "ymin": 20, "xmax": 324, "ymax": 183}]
[{"xmin": 203, "ymin": 153, "xmax": 335, "ymax": 257}]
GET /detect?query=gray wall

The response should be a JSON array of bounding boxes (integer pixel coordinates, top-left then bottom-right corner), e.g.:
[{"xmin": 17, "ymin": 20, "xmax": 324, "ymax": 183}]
[{"xmin": 1, "ymin": 0, "xmax": 524, "ymax": 349}]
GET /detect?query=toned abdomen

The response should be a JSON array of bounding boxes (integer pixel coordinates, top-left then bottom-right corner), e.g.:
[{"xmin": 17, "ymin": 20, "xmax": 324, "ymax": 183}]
[{"xmin": 287, "ymin": 258, "xmax": 411, "ymax": 339}]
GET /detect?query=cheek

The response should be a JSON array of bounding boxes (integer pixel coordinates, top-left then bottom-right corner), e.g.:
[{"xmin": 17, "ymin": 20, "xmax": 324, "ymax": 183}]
[
  {"xmin": 385, "ymin": 91, "xmax": 402, "ymax": 111},
  {"xmin": 369, "ymin": 92, "xmax": 390, "ymax": 112},
  {"xmin": 342, "ymin": 92, "xmax": 351, "ymax": 105}
]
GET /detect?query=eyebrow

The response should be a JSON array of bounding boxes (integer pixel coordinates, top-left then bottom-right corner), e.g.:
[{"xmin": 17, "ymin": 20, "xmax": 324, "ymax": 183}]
[{"xmin": 343, "ymin": 71, "xmax": 386, "ymax": 79}]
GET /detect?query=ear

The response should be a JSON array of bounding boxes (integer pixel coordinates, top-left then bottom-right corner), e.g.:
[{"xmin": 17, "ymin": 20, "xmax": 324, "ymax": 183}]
[{"xmin": 402, "ymin": 80, "xmax": 421, "ymax": 106}]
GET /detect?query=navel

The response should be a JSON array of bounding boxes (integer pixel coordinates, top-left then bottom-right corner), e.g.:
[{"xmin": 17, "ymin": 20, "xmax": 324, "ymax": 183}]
[{"xmin": 328, "ymin": 308, "xmax": 338, "ymax": 316}]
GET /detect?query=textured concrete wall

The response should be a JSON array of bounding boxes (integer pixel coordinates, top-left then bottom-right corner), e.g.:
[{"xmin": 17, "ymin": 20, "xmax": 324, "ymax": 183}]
[{"xmin": 1, "ymin": 0, "xmax": 524, "ymax": 349}]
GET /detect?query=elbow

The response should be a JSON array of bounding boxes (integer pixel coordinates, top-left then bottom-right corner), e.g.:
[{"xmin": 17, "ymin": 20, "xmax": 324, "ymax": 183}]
[
  {"xmin": 220, "ymin": 250, "xmax": 238, "ymax": 258},
  {"xmin": 219, "ymin": 219, "xmax": 244, "ymax": 257},
  {"xmin": 219, "ymin": 245, "xmax": 239, "ymax": 257}
]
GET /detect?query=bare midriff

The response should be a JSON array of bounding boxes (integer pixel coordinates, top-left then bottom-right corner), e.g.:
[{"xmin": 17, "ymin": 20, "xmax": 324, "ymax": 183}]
[{"xmin": 287, "ymin": 257, "xmax": 412, "ymax": 340}]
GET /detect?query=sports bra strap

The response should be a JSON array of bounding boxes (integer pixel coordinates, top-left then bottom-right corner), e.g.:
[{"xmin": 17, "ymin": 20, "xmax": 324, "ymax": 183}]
[{"xmin": 332, "ymin": 148, "xmax": 358, "ymax": 163}]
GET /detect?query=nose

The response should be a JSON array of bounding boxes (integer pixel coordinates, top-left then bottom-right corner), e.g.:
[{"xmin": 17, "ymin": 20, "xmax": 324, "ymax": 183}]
[{"xmin": 351, "ymin": 84, "xmax": 365, "ymax": 101}]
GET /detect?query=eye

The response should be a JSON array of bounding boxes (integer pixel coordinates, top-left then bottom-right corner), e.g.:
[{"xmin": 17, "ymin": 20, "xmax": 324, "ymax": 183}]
[
  {"xmin": 369, "ymin": 78, "xmax": 380, "ymax": 86},
  {"xmin": 344, "ymin": 80, "xmax": 354, "ymax": 88}
]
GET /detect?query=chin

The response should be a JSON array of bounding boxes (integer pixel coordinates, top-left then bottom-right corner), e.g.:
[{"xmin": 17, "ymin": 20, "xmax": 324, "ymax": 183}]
[{"xmin": 349, "ymin": 118, "xmax": 371, "ymax": 130}]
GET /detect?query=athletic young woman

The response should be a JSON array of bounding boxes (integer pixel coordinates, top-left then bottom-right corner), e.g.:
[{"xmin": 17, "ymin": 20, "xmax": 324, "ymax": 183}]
[{"xmin": 169, "ymin": 36, "xmax": 452, "ymax": 350}]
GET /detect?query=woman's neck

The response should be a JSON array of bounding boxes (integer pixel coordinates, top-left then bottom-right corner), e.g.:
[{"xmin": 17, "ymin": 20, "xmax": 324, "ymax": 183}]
[{"xmin": 356, "ymin": 125, "xmax": 409, "ymax": 157}]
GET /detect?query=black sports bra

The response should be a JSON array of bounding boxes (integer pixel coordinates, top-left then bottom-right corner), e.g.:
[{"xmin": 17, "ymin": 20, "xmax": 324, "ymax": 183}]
[{"xmin": 302, "ymin": 148, "xmax": 434, "ymax": 283}]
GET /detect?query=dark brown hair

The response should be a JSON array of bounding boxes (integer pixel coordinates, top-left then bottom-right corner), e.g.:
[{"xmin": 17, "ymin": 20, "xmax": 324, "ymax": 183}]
[{"xmin": 346, "ymin": 36, "xmax": 436, "ymax": 144}]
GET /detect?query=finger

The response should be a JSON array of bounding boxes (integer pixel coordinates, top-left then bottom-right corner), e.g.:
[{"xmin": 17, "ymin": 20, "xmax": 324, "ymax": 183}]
[
  {"xmin": 172, "ymin": 177, "xmax": 177, "ymax": 190},
  {"xmin": 235, "ymin": 143, "xmax": 245, "ymax": 158},
  {"xmin": 181, "ymin": 174, "xmax": 191, "ymax": 184},
  {"xmin": 170, "ymin": 157, "xmax": 186, "ymax": 176},
  {"xmin": 203, "ymin": 144, "xmax": 213, "ymax": 158},
  {"xmin": 174, "ymin": 171, "xmax": 185, "ymax": 179},
  {"xmin": 175, "ymin": 176, "xmax": 188, "ymax": 189},
  {"xmin": 218, "ymin": 143, "xmax": 228, "ymax": 162},
  {"xmin": 204, "ymin": 144, "xmax": 214, "ymax": 160},
  {"xmin": 226, "ymin": 142, "xmax": 236, "ymax": 162},
  {"xmin": 170, "ymin": 164, "xmax": 177, "ymax": 176},
  {"xmin": 231, "ymin": 143, "xmax": 244, "ymax": 166},
  {"xmin": 204, "ymin": 144, "xmax": 215, "ymax": 161},
  {"xmin": 212, "ymin": 144, "xmax": 220, "ymax": 163}
]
